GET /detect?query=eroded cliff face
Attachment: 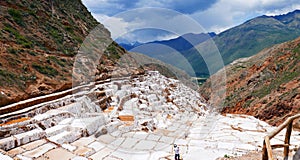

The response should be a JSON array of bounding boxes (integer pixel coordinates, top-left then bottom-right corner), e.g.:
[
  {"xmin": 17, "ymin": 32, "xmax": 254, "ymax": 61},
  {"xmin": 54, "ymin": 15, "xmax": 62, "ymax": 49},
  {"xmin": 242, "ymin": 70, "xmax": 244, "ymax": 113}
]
[
  {"xmin": 199, "ymin": 36, "xmax": 300, "ymax": 126},
  {"xmin": 0, "ymin": 0, "xmax": 139, "ymax": 106}
]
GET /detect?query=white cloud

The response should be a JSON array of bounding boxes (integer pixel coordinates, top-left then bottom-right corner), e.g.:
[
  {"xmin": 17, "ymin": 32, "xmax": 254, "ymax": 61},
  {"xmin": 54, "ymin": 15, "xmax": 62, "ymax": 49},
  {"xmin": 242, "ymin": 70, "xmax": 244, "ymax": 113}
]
[
  {"xmin": 264, "ymin": 4, "xmax": 300, "ymax": 16},
  {"xmin": 92, "ymin": 13, "xmax": 140, "ymax": 40},
  {"xmin": 93, "ymin": 8, "xmax": 207, "ymax": 42},
  {"xmin": 84, "ymin": 0, "xmax": 300, "ymax": 42},
  {"xmin": 191, "ymin": 0, "xmax": 300, "ymax": 33}
]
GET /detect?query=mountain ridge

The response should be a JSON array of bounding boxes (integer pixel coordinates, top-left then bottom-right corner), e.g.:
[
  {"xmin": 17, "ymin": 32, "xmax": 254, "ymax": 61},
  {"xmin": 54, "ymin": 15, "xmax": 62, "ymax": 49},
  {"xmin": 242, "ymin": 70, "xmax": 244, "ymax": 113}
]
[
  {"xmin": 119, "ymin": 10, "xmax": 300, "ymax": 77},
  {"xmin": 119, "ymin": 32, "xmax": 216, "ymax": 51}
]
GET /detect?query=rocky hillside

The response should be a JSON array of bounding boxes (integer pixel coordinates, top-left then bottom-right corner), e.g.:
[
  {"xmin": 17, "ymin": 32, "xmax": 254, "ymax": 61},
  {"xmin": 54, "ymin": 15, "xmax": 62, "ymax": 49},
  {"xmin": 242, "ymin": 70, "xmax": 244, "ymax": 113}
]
[
  {"xmin": 0, "ymin": 0, "xmax": 137, "ymax": 107},
  {"xmin": 199, "ymin": 36, "xmax": 300, "ymax": 126}
]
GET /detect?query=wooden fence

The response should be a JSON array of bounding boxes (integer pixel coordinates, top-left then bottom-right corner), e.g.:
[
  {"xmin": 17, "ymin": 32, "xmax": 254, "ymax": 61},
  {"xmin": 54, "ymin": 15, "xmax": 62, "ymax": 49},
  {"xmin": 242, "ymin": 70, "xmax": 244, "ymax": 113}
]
[{"xmin": 262, "ymin": 114, "xmax": 300, "ymax": 160}]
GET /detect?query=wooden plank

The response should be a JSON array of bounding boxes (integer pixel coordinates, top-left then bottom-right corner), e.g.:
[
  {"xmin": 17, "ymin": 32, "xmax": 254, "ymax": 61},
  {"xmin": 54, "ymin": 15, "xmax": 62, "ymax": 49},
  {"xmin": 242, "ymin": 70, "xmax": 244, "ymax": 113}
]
[
  {"xmin": 268, "ymin": 114, "xmax": 300, "ymax": 139},
  {"xmin": 271, "ymin": 144, "xmax": 289, "ymax": 149}
]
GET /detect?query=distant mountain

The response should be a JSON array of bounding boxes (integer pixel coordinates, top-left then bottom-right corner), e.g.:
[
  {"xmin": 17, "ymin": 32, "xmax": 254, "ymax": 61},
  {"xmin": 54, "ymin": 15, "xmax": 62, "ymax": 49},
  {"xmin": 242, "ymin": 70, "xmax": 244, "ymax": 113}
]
[
  {"xmin": 119, "ymin": 41, "xmax": 143, "ymax": 51},
  {"xmin": 120, "ymin": 10, "xmax": 300, "ymax": 77},
  {"xmin": 119, "ymin": 32, "xmax": 216, "ymax": 52},
  {"xmin": 199, "ymin": 36, "xmax": 300, "ymax": 126},
  {"xmin": 215, "ymin": 10, "xmax": 300, "ymax": 64},
  {"xmin": 119, "ymin": 32, "xmax": 216, "ymax": 76}
]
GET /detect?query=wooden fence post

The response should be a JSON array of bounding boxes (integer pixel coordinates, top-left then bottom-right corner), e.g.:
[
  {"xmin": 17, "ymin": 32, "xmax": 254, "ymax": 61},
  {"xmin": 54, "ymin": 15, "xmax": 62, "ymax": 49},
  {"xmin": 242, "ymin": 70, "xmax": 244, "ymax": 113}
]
[
  {"xmin": 283, "ymin": 121, "xmax": 293, "ymax": 158},
  {"xmin": 262, "ymin": 140, "xmax": 268, "ymax": 160}
]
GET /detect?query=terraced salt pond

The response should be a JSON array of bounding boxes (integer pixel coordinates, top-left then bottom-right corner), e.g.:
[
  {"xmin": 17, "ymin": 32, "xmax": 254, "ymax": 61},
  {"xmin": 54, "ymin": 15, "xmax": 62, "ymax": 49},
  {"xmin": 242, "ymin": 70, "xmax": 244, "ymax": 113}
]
[{"xmin": 0, "ymin": 71, "xmax": 299, "ymax": 160}]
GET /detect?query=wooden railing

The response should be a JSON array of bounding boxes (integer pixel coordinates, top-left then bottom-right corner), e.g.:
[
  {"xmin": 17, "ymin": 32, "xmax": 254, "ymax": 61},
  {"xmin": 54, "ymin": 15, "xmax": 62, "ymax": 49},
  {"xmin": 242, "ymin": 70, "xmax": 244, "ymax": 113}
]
[{"xmin": 262, "ymin": 114, "xmax": 300, "ymax": 160}]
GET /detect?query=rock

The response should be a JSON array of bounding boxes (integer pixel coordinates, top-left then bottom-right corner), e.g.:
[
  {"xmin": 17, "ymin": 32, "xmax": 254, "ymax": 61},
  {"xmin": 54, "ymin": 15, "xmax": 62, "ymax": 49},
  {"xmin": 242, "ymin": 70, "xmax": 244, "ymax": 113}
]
[{"xmin": 94, "ymin": 126, "xmax": 108, "ymax": 138}]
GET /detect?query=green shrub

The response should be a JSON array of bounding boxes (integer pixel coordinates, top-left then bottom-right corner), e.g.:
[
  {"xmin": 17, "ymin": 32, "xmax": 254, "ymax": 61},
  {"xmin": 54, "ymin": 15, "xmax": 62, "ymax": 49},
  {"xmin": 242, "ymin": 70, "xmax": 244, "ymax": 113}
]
[
  {"xmin": 7, "ymin": 47, "xmax": 18, "ymax": 54},
  {"xmin": 0, "ymin": 69, "xmax": 18, "ymax": 86},
  {"xmin": 47, "ymin": 56, "xmax": 66, "ymax": 67},
  {"xmin": 64, "ymin": 26, "xmax": 73, "ymax": 33},
  {"xmin": 106, "ymin": 44, "xmax": 121, "ymax": 60},
  {"xmin": 8, "ymin": 8, "xmax": 24, "ymax": 26},
  {"xmin": 49, "ymin": 28, "xmax": 63, "ymax": 44},
  {"xmin": 4, "ymin": 25, "xmax": 32, "ymax": 48},
  {"xmin": 32, "ymin": 63, "xmax": 58, "ymax": 77},
  {"xmin": 28, "ymin": 51, "xmax": 37, "ymax": 56}
]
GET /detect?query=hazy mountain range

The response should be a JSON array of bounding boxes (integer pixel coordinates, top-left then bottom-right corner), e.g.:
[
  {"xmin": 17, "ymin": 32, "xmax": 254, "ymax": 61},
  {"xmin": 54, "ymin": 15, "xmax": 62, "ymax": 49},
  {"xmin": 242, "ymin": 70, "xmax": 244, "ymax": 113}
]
[{"xmin": 119, "ymin": 10, "xmax": 300, "ymax": 77}]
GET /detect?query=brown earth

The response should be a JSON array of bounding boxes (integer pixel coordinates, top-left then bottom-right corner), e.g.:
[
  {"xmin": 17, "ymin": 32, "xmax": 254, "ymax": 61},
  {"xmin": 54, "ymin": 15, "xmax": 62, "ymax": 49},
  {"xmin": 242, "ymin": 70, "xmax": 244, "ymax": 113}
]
[
  {"xmin": 0, "ymin": 0, "xmax": 146, "ymax": 107},
  {"xmin": 199, "ymin": 37, "xmax": 300, "ymax": 126}
]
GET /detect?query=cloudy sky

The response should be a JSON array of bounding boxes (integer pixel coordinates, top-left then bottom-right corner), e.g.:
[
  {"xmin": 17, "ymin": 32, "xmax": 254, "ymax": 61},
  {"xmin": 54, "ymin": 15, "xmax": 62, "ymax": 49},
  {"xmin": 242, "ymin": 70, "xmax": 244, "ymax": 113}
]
[{"xmin": 82, "ymin": 0, "xmax": 300, "ymax": 43}]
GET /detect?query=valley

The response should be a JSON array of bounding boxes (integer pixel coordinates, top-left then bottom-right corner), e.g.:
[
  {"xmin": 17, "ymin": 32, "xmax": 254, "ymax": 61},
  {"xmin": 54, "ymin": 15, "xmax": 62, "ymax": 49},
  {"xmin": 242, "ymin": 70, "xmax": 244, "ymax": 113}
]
[{"xmin": 0, "ymin": 0, "xmax": 299, "ymax": 160}]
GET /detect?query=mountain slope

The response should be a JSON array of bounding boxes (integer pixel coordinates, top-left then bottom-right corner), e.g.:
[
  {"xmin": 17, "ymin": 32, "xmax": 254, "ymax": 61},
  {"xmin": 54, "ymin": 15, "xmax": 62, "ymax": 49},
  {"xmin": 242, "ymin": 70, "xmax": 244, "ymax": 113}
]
[
  {"xmin": 216, "ymin": 10, "xmax": 300, "ymax": 64},
  {"xmin": 119, "ymin": 10, "xmax": 300, "ymax": 77},
  {"xmin": 0, "ymin": 0, "xmax": 134, "ymax": 107},
  {"xmin": 119, "ymin": 33, "xmax": 216, "ymax": 76},
  {"xmin": 195, "ymin": 10, "xmax": 300, "ymax": 76},
  {"xmin": 199, "ymin": 36, "xmax": 300, "ymax": 126}
]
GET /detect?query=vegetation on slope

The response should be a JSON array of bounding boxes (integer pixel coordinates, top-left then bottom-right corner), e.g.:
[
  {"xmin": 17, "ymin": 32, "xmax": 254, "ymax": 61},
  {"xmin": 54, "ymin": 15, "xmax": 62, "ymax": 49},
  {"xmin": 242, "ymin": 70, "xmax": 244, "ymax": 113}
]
[
  {"xmin": 0, "ymin": 0, "xmax": 126, "ymax": 106},
  {"xmin": 199, "ymin": 36, "xmax": 300, "ymax": 126}
]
